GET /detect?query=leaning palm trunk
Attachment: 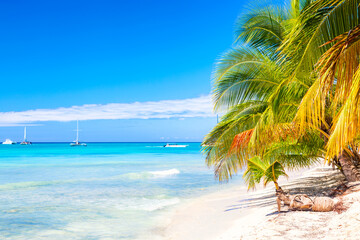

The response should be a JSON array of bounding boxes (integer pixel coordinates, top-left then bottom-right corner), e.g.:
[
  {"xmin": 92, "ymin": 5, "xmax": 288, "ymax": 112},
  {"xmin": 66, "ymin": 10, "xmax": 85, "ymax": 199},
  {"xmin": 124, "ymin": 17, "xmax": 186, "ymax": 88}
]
[{"xmin": 338, "ymin": 151, "xmax": 360, "ymax": 182}]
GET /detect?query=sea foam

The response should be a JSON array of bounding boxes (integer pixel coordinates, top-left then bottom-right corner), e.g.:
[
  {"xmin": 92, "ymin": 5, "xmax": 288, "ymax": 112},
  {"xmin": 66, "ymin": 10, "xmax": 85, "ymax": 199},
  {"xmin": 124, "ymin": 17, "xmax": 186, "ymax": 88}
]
[
  {"xmin": 149, "ymin": 169, "xmax": 180, "ymax": 178},
  {"xmin": 122, "ymin": 168, "xmax": 180, "ymax": 180}
]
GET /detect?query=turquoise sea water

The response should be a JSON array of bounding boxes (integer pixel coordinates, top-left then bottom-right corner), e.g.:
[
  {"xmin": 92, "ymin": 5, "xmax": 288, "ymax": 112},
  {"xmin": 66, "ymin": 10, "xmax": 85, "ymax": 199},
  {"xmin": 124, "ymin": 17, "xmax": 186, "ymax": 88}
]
[{"xmin": 0, "ymin": 143, "xmax": 242, "ymax": 239}]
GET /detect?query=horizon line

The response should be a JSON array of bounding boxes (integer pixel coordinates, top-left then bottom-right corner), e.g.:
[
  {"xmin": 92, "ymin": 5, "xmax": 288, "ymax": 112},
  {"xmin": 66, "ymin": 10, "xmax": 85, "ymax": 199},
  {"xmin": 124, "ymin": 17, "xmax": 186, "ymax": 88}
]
[{"xmin": 0, "ymin": 141, "xmax": 202, "ymax": 143}]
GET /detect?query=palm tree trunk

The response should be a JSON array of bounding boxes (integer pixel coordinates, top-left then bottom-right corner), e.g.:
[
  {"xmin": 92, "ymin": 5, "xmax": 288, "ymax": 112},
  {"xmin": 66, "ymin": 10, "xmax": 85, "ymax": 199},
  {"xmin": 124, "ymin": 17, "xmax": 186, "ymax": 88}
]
[
  {"xmin": 272, "ymin": 164, "xmax": 280, "ymax": 190},
  {"xmin": 273, "ymin": 180, "xmax": 280, "ymax": 190},
  {"xmin": 338, "ymin": 151, "xmax": 360, "ymax": 182},
  {"xmin": 274, "ymin": 181, "xmax": 281, "ymax": 212}
]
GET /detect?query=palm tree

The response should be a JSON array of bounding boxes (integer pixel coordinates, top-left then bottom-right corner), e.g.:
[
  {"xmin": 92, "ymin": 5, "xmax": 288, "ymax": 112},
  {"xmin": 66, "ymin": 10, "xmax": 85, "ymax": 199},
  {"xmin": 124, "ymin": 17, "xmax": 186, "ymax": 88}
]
[
  {"xmin": 202, "ymin": 0, "xmax": 322, "ymax": 186},
  {"xmin": 244, "ymin": 156, "xmax": 287, "ymax": 212},
  {"xmin": 205, "ymin": 0, "xmax": 360, "ymax": 185},
  {"xmin": 244, "ymin": 156, "xmax": 286, "ymax": 190},
  {"xmin": 281, "ymin": 0, "xmax": 360, "ymax": 181}
]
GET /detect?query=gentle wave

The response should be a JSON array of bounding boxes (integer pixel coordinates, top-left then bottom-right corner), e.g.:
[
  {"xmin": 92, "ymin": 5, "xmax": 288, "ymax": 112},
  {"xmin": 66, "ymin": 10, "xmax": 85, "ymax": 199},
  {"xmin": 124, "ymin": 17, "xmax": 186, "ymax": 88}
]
[
  {"xmin": 0, "ymin": 180, "xmax": 73, "ymax": 190},
  {"xmin": 0, "ymin": 169, "xmax": 181, "ymax": 190}
]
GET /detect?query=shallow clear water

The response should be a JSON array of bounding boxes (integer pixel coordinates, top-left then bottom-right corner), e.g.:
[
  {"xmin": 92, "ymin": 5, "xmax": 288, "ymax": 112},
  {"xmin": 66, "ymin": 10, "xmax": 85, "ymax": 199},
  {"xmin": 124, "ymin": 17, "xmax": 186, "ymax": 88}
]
[{"xmin": 0, "ymin": 143, "xmax": 242, "ymax": 239}]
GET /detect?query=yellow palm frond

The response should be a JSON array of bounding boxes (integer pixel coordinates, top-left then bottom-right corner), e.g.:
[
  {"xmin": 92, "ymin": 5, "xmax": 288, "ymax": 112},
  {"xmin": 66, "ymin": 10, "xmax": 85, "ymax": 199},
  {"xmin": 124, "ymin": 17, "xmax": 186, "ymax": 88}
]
[{"xmin": 327, "ymin": 66, "xmax": 360, "ymax": 159}]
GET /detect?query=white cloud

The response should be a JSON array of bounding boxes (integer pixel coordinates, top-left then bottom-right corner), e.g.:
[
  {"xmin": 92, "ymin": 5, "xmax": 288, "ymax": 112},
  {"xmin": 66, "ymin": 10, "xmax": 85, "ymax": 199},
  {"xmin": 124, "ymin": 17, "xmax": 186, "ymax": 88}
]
[
  {"xmin": 0, "ymin": 95, "xmax": 214, "ymax": 126},
  {"xmin": 0, "ymin": 123, "xmax": 42, "ymax": 127}
]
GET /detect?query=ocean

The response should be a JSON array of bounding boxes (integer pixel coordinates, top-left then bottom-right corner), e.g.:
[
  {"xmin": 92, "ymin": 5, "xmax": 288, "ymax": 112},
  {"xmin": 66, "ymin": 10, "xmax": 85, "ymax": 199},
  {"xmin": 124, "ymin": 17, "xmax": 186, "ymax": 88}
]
[{"xmin": 0, "ymin": 143, "xmax": 242, "ymax": 239}]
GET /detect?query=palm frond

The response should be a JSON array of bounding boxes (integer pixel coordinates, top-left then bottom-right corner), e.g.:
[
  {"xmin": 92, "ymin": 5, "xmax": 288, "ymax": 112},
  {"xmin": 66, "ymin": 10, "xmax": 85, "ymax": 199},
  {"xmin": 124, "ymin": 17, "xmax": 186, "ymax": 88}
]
[
  {"xmin": 213, "ymin": 47, "xmax": 284, "ymax": 111},
  {"xmin": 202, "ymin": 101, "xmax": 268, "ymax": 181},
  {"xmin": 235, "ymin": 4, "xmax": 288, "ymax": 52}
]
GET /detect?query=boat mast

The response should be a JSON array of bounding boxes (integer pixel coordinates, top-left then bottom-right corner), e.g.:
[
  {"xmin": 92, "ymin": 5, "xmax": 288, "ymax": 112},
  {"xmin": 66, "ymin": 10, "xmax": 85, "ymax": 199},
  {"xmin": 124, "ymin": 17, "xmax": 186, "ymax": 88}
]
[
  {"xmin": 24, "ymin": 127, "xmax": 27, "ymax": 142},
  {"xmin": 76, "ymin": 120, "xmax": 79, "ymax": 143}
]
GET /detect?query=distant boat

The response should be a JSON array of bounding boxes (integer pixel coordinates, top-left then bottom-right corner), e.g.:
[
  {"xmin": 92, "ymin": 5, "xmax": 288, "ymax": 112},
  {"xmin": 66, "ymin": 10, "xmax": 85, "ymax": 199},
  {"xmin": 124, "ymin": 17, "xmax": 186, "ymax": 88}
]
[
  {"xmin": 70, "ymin": 120, "xmax": 87, "ymax": 146},
  {"xmin": 163, "ymin": 143, "xmax": 188, "ymax": 148},
  {"xmin": 3, "ymin": 139, "xmax": 16, "ymax": 145},
  {"xmin": 20, "ymin": 127, "xmax": 32, "ymax": 145}
]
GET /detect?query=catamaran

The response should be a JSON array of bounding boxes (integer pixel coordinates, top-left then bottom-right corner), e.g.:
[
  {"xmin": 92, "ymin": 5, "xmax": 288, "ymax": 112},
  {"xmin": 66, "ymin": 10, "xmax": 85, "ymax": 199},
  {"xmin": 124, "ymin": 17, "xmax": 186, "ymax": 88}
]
[
  {"xmin": 20, "ymin": 127, "xmax": 32, "ymax": 145},
  {"xmin": 70, "ymin": 120, "xmax": 87, "ymax": 146}
]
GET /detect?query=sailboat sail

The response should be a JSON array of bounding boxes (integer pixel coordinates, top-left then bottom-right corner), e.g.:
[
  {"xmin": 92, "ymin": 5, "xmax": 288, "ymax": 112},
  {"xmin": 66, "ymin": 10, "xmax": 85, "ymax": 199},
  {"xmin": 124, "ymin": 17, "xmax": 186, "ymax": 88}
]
[
  {"xmin": 20, "ymin": 127, "xmax": 31, "ymax": 145},
  {"xmin": 75, "ymin": 120, "xmax": 79, "ymax": 144},
  {"xmin": 24, "ymin": 127, "xmax": 27, "ymax": 142},
  {"xmin": 70, "ymin": 120, "xmax": 87, "ymax": 146}
]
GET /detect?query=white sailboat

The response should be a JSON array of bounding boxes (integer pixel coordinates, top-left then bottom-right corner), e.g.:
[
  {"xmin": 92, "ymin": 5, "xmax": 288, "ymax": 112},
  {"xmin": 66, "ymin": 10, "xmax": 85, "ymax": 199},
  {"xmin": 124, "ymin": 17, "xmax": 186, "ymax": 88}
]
[
  {"xmin": 20, "ymin": 127, "xmax": 32, "ymax": 145},
  {"xmin": 70, "ymin": 120, "xmax": 87, "ymax": 146}
]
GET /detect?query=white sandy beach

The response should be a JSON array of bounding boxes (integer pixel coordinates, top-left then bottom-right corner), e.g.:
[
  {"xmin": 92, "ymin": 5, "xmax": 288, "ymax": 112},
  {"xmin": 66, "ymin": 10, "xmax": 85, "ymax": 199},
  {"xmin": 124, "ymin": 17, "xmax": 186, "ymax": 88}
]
[{"xmin": 158, "ymin": 166, "xmax": 360, "ymax": 240}]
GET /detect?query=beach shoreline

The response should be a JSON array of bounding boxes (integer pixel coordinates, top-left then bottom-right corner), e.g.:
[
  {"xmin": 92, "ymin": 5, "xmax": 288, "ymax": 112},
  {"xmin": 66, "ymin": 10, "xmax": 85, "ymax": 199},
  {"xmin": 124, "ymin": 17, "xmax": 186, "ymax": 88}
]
[{"xmin": 155, "ymin": 166, "xmax": 357, "ymax": 240}]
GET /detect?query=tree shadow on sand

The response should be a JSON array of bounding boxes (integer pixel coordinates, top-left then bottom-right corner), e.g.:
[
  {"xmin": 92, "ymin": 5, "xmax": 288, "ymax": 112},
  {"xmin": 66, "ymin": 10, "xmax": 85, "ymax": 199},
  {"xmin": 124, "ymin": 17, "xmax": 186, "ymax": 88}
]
[{"xmin": 224, "ymin": 168, "xmax": 345, "ymax": 212}]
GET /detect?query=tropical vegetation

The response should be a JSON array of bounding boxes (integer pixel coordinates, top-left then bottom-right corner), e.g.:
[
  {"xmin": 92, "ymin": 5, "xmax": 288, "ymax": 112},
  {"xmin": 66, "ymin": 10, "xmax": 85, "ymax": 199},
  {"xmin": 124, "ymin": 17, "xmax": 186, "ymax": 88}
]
[{"xmin": 202, "ymin": 0, "xmax": 360, "ymax": 189}]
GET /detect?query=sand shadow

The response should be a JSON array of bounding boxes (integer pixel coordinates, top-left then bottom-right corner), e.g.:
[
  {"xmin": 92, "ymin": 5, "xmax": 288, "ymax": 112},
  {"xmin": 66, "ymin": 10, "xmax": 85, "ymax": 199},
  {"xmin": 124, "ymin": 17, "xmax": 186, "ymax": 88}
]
[
  {"xmin": 224, "ymin": 168, "xmax": 346, "ymax": 212},
  {"xmin": 265, "ymin": 210, "xmax": 289, "ymax": 216}
]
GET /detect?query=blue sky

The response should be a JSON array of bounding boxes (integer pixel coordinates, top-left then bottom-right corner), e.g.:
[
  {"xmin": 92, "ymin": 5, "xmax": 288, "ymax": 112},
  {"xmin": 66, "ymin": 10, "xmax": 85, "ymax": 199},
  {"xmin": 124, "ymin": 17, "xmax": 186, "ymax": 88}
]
[{"xmin": 0, "ymin": 0, "xmax": 248, "ymax": 142}]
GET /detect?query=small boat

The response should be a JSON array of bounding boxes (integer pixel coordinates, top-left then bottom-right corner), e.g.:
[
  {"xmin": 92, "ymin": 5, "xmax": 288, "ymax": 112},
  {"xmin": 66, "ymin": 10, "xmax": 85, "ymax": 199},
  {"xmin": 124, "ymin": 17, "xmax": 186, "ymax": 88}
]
[
  {"xmin": 70, "ymin": 120, "xmax": 87, "ymax": 147},
  {"xmin": 3, "ymin": 139, "xmax": 16, "ymax": 145},
  {"xmin": 163, "ymin": 143, "xmax": 188, "ymax": 148},
  {"xmin": 20, "ymin": 127, "xmax": 32, "ymax": 145},
  {"xmin": 70, "ymin": 142, "xmax": 87, "ymax": 146}
]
